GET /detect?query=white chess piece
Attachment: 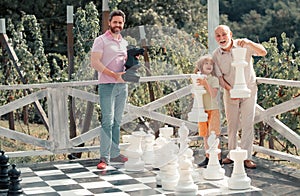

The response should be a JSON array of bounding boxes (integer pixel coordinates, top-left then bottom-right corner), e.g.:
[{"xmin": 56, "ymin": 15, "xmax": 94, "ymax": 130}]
[
  {"xmin": 178, "ymin": 122, "xmax": 190, "ymax": 154},
  {"xmin": 153, "ymin": 141, "xmax": 179, "ymax": 190},
  {"xmin": 230, "ymin": 47, "xmax": 251, "ymax": 98},
  {"xmin": 188, "ymin": 72, "xmax": 208, "ymax": 122},
  {"xmin": 124, "ymin": 131, "xmax": 145, "ymax": 172},
  {"xmin": 175, "ymin": 148, "xmax": 198, "ymax": 196},
  {"xmin": 142, "ymin": 133, "xmax": 155, "ymax": 165},
  {"xmin": 203, "ymin": 131, "xmax": 225, "ymax": 180},
  {"xmin": 228, "ymin": 147, "xmax": 251, "ymax": 189},
  {"xmin": 159, "ymin": 125, "xmax": 173, "ymax": 141}
]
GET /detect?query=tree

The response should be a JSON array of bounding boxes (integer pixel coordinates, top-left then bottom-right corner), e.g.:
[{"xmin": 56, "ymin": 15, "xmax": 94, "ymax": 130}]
[{"xmin": 255, "ymin": 33, "xmax": 300, "ymax": 153}]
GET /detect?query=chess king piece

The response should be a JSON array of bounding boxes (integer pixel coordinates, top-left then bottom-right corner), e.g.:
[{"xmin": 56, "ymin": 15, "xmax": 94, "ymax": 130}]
[
  {"xmin": 188, "ymin": 72, "xmax": 208, "ymax": 122},
  {"xmin": 124, "ymin": 131, "xmax": 145, "ymax": 172},
  {"xmin": 228, "ymin": 147, "xmax": 251, "ymax": 190},
  {"xmin": 230, "ymin": 47, "xmax": 251, "ymax": 98},
  {"xmin": 203, "ymin": 131, "xmax": 225, "ymax": 180},
  {"xmin": 121, "ymin": 45, "xmax": 145, "ymax": 82},
  {"xmin": 8, "ymin": 164, "xmax": 23, "ymax": 195},
  {"xmin": 175, "ymin": 148, "xmax": 198, "ymax": 196},
  {"xmin": 0, "ymin": 150, "xmax": 10, "ymax": 194}
]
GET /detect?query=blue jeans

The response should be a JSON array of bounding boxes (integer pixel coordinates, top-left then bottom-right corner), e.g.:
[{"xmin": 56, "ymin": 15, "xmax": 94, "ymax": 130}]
[{"xmin": 98, "ymin": 83, "xmax": 128, "ymax": 162}]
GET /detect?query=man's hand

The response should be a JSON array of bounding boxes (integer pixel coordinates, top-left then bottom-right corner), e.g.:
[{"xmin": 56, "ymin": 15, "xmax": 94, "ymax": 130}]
[
  {"xmin": 236, "ymin": 38, "xmax": 251, "ymax": 47},
  {"xmin": 115, "ymin": 72, "xmax": 125, "ymax": 82}
]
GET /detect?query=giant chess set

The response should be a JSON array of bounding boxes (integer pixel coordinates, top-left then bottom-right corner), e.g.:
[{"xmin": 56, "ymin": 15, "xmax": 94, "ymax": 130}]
[
  {"xmin": 0, "ymin": 124, "xmax": 261, "ymax": 196},
  {"xmin": 0, "ymin": 46, "xmax": 262, "ymax": 195}
]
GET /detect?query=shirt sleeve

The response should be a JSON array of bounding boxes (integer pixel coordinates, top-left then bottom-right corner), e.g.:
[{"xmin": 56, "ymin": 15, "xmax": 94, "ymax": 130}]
[{"xmin": 91, "ymin": 36, "xmax": 104, "ymax": 53}]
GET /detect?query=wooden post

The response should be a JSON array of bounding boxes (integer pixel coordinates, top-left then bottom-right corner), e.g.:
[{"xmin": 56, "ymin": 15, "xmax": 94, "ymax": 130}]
[
  {"xmin": 139, "ymin": 25, "xmax": 155, "ymax": 102},
  {"xmin": 66, "ymin": 6, "xmax": 77, "ymax": 141},
  {"xmin": 69, "ymin": 1, "xmax": 110, "ymax": 159},
  {"xmin": 47, "ymin": 88, "xmax": 70, "ymax": 150},
  {"xmin": 208, "ymin": 0, "xmax": 219, "ymax": 54}
]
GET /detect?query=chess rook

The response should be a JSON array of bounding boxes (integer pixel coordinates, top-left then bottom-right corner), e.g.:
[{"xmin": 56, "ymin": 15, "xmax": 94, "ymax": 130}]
[
  {"xmin": 230, "ymin": 47, "xmax": 251, "ymax": 98},
  {"xmin": 228, "ymin": 147, "xmax": 251, "ymax": 190}
]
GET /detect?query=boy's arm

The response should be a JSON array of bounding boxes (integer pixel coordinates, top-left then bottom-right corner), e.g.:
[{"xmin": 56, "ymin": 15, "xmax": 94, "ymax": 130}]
[{"xmin": 198, "ymin": 78, "xmax": 218, "ymax": 98}]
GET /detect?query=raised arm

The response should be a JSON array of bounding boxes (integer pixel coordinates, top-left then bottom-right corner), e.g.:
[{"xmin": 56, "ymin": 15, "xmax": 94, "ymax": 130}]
[{"xmin": 236, "ymin": 38, "xmax": 267, "ymax": 57}]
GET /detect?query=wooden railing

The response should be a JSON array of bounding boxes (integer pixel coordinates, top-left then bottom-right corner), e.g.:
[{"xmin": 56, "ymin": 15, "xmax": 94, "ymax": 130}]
[{"xmin": 0, "ymin": 75, "xmax": 299, "ymax": 164}]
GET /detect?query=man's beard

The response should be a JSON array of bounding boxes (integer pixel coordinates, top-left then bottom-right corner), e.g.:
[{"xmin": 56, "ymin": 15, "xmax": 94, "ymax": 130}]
[
  {"xmin": 220, "ymin": 39, "xmax": 232, "ymax": 49},
  {"xmin": 110, "ymin": 26, "xmax": 122, "ymax": 34}
]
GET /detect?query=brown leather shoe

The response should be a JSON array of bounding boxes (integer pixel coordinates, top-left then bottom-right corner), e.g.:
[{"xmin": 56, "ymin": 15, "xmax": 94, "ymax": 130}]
[
  {"xmin": 222, "ymin": 157, "xmax": 234, "ymax": 164},
  {"xmin": 244, "ymin": 160, "xmax": 257, "ymax": 169}
]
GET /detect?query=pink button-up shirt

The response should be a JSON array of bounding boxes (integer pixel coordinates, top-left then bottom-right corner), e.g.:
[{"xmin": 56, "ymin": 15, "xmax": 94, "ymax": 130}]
[{"xmin": 91, "ymin": 30, "xmax": 128, "ymax": 83}]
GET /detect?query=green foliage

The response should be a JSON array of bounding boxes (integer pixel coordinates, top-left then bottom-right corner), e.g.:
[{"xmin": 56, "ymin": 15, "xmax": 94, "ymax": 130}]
[
  {"xmin": 223, "ymin": 0, "xmax": 300, "ymax": 50},
  {"xmin": 255, "ymin": 33, "xmax": 300, "ymax": 147}
]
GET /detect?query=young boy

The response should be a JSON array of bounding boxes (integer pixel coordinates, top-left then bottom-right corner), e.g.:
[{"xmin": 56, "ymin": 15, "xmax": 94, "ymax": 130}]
[{"xmin": 194, "ymin": 54, "xmax": 222, "ymax": 167}]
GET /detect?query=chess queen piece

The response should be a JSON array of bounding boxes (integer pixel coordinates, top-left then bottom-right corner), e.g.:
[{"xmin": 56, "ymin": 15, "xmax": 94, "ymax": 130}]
[
  {"xmin": 0, "ymin": 150, "xmax": 10, "ymax": 194},
  {"xmin": 188, "ymin": 72, "xmax": 208, "ymax": 122},
  {"xmin": 230, "ymin": 47, "xmax": 251, "ymax": 98},
  {"xmin": 124, "ymin": 131, "xmax": 145, "ymax": 172},
  {"xmin": 121, "ymin": 45, "xmax": 145, "ymax": 83},
  {"xmin": 203, "ymin": 132, "xmax": 225, "ymax": 180},
  {"xmin": 228, "ymin": 147, "xmax": 251, "ymax": 190}
]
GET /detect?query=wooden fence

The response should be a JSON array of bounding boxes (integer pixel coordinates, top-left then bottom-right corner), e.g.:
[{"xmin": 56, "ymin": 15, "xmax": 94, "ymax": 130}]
[{"xmin": 0, "ymin": 75, "xmax": 299, "ymax": 164}]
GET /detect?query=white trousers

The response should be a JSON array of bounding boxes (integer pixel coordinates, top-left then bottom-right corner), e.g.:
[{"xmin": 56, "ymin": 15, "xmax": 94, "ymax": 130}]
[{"xmin": 223, "ymin": 85, "xmax": 257, "ymax": 160}]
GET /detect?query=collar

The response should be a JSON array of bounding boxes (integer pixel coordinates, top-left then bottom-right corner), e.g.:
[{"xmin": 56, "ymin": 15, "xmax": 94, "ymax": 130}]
[
  {"xmin": 104, "ymin": 30, "xmax": 122, "ymax": 41},
  {"xmin": 220, "ymin": 39, "xmax": 237, "ymax": 55}
]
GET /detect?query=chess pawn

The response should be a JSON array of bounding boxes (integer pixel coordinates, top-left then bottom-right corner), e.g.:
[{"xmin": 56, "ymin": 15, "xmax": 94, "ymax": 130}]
[
  {"xmin": 184, "ymin": 148, "xmax": 201, "ymax": 183},
  {"xmin": 188, "ymin": 72, "xmax": 208, "ymax": 122},
  {"xmin": 0, "ymin": 150, "xmax": 10, "ymax": 193},
  {"xmin": 142, "ymin": 133, "xmax": 155, "ymax": 165},
  {"xmin": 203, "ymin": 132, "xmax": 225, "ymax": 180},
  {"xmin": 230, "ymin": 47, "xmax": 251, "ymax": 98},
  {"xmin": 124, "ymin": 131, "xmax": 145, "ymax": 172},
  {"xmin": 8, "ymin": 164, "xmax": 23, "ymax": 195},
  {"xmin": 175, "ymin": 148, "xmax": 198, "ymax": 196},
  {"xmin": 228, "ymin": 147, "xmax": 251, "ymax": 190}
]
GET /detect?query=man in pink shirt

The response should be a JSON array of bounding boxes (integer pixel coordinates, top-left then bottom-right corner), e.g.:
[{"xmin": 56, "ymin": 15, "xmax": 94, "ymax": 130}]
[{"xmin": 91, "ymin": 10, "xmax": 128, "ymax": 169}]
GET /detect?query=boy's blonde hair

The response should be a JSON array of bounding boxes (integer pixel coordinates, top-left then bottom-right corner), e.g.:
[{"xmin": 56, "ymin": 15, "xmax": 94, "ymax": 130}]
[{"xmin": 194, "ymin": 54, "xmax": 216, "ymax": 76}]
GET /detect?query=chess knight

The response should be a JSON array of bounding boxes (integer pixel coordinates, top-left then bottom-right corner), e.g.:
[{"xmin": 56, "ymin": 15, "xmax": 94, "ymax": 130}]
[{"xmin": 122, "ymin": 45, "xmax": 145, "ymax": 82}]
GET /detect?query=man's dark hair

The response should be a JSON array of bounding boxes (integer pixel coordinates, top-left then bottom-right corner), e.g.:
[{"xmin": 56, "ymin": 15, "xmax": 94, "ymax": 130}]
[{"xmin": 109, "ymin": 10, "xmax": 126, "ymax": 22}]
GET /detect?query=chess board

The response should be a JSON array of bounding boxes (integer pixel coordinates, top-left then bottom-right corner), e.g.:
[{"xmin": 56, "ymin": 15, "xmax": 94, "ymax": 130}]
[{"xmin": 18, "ymin": 160, "xmax": 261, "ymax": 196}]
